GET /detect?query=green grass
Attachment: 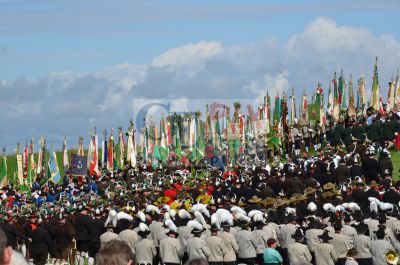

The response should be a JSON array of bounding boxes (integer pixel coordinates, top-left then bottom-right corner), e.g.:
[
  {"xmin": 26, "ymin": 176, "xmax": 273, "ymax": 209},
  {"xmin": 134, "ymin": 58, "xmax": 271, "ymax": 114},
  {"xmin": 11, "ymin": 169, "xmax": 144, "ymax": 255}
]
[{"xmin": 392, "ymin": 150, "xmax": 400, "ymax": 181}]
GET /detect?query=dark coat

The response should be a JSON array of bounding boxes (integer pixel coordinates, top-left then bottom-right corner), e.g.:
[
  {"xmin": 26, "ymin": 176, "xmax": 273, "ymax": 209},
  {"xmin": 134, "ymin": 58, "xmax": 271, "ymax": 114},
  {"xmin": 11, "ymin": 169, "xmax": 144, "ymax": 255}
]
[
  {"xmin": 87, "ymin": 218, "xmax": 105, "ymax": 247},
  {"xmin": 0, "ymin": 223, "xmax": 28, "ymax": 248},
  {"xmin": 75, "ymin": 213, "xmax": 91, "ymax": 241},
  {"xmin": 53, "ymin": 223, "xmax": 73, "ymax": 249},
  {"xmin": 335, "ymin": 165, "xmax": 350, "ymax": 183},
  {"xmin": 26, "ymin": 225, "xmax": 55, "ymax": 256}
]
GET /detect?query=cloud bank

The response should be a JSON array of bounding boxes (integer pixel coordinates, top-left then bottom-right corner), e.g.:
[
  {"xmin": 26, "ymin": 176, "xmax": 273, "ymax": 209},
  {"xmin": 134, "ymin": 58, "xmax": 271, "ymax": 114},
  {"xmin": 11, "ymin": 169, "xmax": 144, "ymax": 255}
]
[{"xmin": 1, "ymin": 17, "xmax": 400, "ymax": 150}]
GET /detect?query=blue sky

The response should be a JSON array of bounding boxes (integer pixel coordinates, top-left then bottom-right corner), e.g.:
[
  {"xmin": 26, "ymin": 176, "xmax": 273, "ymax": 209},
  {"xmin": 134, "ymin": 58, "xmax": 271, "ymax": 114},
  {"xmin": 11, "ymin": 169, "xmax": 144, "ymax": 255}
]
[
  {"xmin": 1, "ymin": 0, "xmax": 400, "ymax": 150},
  {"xmin": 1, "ymin": 0, "xmax": 399, "ymax": 81}
]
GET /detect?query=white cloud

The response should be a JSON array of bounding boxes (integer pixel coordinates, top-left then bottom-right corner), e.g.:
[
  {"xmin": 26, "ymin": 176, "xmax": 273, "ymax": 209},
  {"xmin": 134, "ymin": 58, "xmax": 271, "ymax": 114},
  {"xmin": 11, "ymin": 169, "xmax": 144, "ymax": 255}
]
[{"xmin": 2, "ymin": 17, "xmax": 400, "ymax": 149}]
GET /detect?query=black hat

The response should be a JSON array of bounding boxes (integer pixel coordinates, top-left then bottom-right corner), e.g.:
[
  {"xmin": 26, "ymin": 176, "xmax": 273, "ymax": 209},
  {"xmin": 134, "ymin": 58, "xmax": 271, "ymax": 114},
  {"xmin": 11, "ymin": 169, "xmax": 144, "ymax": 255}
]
[
  {"xmin": 166, "ymin": 229, "xmax": 179, "ymax": 237},
  {"xmin": 138, "ymin": 229, "xmax": 151, "ymax": 238},
  {"xmin": 291, "ymin": 228, "xmax": 304, "ymax": 241},
  {"xmin": 318, "ymin": 230, "xmax": 333, "ymax": 241},
  {"xmin": 374, "ymin": 226, "xmax": 385, "ymax": 239}
]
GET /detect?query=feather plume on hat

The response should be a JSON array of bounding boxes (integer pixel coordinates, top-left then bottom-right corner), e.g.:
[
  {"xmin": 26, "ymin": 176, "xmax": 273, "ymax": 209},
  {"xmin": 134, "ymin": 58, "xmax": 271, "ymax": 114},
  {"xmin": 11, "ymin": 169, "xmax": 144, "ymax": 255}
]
[
  {"xmin": 164, "ymin": 219, "xmax": 177, "ymax": 232},
  {"xmin": 194, "ymin": 211, "xmax": 206, "ymax": 226},
  {"xmin": 117, "ymin": 211, "xmax": 133, "ymax": 222},
  {"xmin": 348, "ymin": 202, "xmax": 360, "ymax": 211},
  {"xmin": 230, "ymin": 206, "xmax": 247, "ymax": 216},
  {"xmin": 105, "ymin": 209, "xmax": 117, "ymax": 227},
  {"xmin": 216, "ymin": 209, "xmax": 234, "ymax": 226},
  {"xmin": 139, "ymin": 222, "xmax": 150, "ymax": 232},
  {"xmin": 248, "ymin": 210, "xmax": 263, "ymax": 219},
  {"xmin": 187, "ymin": 220, "xmax": 203, "ymax": 231},
  {"xmin": 370, "ymin": 201, "xmax": 378, "ymax": 213},
  {"xmin": 137, "ymin": 211, "xmax": 146, "ymax": 222},
  {"xmin": 191, "ymin": 203, "xmax": 210, "ymax": 218},
  {"xmin": 380, "ymin": 203, "xmax": 394, "ymax": 211},
  {"xmin": 146, "ymin": 205, "xmax": 160, "ymax": 214},
  {"xmin": 170, "ymin": 209, "xmax": 177, "ymax": 219},
  {"xmin": 307, "ymin": 202, "xmax": 317, "ymax": 212},
  {"xmin": 211, "ymin": 213, "xmax": 221, "ymax": 229},
  {"xmin": 323, "ymin": 203, "xmax": 335, "ymax": 212},
  {"xmin": 235, "ymin": 212, "xmax": 251, "ymax": 223},
  {"xmin": 285, "ymin": 207, "xmax": 296, "ymax": 215},
  {"xmin": 178, "ymin": 209, "xmax": 191, "ymax": 220}
]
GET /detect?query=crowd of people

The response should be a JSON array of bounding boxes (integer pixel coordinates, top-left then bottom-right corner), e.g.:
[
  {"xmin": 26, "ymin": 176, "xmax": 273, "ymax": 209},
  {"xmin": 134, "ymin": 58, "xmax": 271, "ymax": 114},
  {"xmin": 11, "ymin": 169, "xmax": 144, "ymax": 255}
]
[{"xmin": 0, "ymin": 109, "xmax": 400, "ymax": 265}]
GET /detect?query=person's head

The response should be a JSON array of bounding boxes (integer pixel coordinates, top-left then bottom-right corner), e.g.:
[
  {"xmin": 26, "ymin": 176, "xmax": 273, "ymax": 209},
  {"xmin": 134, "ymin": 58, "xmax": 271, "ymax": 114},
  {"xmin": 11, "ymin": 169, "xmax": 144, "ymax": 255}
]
[
  {"xmin": 267, "ymin": 238, "xmax": 277, "ymax": 248},
  {"xmin": 0, "ymin": 228, "xmax": 13, "ymax": 265},
  {"xmin": 347, "ymin": 248, "xmax": 358, "ymax": 259},
  {"xmin": 96, "ymin": 240, "xmax": 135, "ymax": 265}
]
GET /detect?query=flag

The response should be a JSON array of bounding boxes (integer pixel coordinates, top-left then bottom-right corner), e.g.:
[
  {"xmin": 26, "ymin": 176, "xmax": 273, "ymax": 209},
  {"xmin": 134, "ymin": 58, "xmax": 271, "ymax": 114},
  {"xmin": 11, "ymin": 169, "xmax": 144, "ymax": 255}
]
[
  {"xmin": 339, "ymin": 70, "xmax": 347, "ymax": 109},
  {"xmin": 327, "ymin": 83, "xmax": 334, "ymax": 116},
  {"xmin": 89, "ymin": 134, "xmax": 99, "ymax": 176},
  {"xmin": 61, "ymin": 137, "xmax": 69, "ymax": 173},
  {"xmin": 78, "ymin": 137, "xmax": 84, "ymax": 156},
  {"xmin": 173, "ymin": 120, "xmax": 182, "ymax": 159},
  {"xmin": 371, "ymin": 57, "xmax": 380, "ymax": 111},
  {"xmin": 0, "ymin": 155, "xmax": 7, "ymax": 189},
  {"xmin": 102, "ymin": 133, "xmax": 107, "ymax": 169},
  {"xmin": 314, "ymin": 82, "xmax": 323, "ymax": 107},
  {"xmin": 126, "ymin": 126, "xmax": 137, "ymax": 167},
  {"xmin": 300, "ymin": 91, "xmax": 308, "ymax": 125},
  {"xmin": 308, "ymin": 104, "xmax": 320, "ymax": 123},
  {"xmin": 387, "ymin": 81, "xmax": 395, "ymax": 112},
  {"xmin": 107, "ymin": 133, "xmax": 114, "ymax": 171},
  {"xmin": 290, "ymin": 89, "xmax": 296, "ymax": 124},
  {"xmin": 348, "ymin": 74, "xmax": 356, "ymax": 117},
  {"xmin": 71, "ymin": 155, "xmax": 87, "ymax": 176},
  {"xmin": 27, "ymin": 140, "xmax": 36, "ymax": 188},
  {"xmin": 48, "ymin": 150, "xmax": 61, "ymax": 184},
  {"xmin": 156, "ymin": 118, "xmax": 168, "ymax": 163},
  {"xmin": 333, "ymin": 72, "xmax": 340, "ymax": 121}
]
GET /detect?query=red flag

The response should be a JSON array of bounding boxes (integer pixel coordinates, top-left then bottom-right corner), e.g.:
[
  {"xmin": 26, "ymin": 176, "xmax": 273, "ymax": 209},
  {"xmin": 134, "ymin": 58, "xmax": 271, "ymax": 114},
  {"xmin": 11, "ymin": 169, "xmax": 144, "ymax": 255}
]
[{"xmin": 107, "ymin": 135, "xmax": 114, "ymax": 170}]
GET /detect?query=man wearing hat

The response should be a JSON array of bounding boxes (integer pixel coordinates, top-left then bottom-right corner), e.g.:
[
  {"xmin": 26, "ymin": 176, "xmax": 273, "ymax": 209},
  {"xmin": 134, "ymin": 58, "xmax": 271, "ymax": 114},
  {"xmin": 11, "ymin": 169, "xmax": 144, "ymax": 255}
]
[
  {"xmin": 206, "ymin": 225, "xmax": 227, "ymax": 265},
  {"xmin": 186, "ymin": 223, "xmax": 210, "ymax": 261},
  {"xmin": 280, "ymin": 214, "xmax": 299, "ymax": 265},
  {"xmin": 352, "ymin": 224, "xmax": 372, "ymax": 265},
  {"xmin": 53, "ymin": 213, "xmax": 74, "ymax": 264},
  {"xmin": 218, "ymin": 222, "xmax": 239, "ymax": 265},
  {"xmin": 100, "ymin": 223, "xmax": 119, "ymax": 247},
  {"xmin": 304, "ymin": 217, "xmax": 324, "ymax": 262},
  {"xmin": 24, "ymin": 214, "xmax": 55, "ymax": 265},
  {"xmin": 370, "ymin": 227, "xmax": 396, "ymax": 265},
  {"xmin": 135, "ymin": 223, "xmax": 156, "ymax": 265},
  {"xmin": 314, "ymin": 230, "xmax": 338, "ymax": 265},
  {"xmin": 0, "ymin": 215, "xmax": 30, "ymax": 250},
  {"xmin": 87, "ymin": 209, "xmax": 106, "ymax": 264},
  {"xmin": 75, "ymin": 207, "xmax": 91, "ymax": 264},
  {"xmin": 235, "ymin": 221, "xmax": 258, "ymax": 265},
  {"xmin": 329, "ymin": 223, "xmax": 352, "ymax": 265},
  {"xmin": 287, "ymin": 228, "xmax": 312, "ymax": 265},
  {"xmin": 159, "ymin": 227, "xmax": 183, "ymax": 265}
]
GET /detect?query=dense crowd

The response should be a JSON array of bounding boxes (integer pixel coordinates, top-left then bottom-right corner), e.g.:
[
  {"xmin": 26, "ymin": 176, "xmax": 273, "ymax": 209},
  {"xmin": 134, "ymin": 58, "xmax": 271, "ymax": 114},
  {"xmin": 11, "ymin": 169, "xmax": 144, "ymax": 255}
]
[{"xmin": 0, "ymin": 110, "xmax": 400, "ymax": 265}]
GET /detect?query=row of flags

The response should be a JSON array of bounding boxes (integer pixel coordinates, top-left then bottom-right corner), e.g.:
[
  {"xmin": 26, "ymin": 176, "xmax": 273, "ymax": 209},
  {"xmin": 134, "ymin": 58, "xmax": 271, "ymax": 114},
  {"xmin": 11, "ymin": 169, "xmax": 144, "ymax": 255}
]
[{"xmin": 1, "ymin": 58, "xmax": 400, "ymax": 190}]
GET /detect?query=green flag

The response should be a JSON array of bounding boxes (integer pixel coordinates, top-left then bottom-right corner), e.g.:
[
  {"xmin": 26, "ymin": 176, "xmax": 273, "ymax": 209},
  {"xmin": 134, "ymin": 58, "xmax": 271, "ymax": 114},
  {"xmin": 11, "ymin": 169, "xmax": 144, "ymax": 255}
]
[
  {"xmin": 371, "ymin": 57, "xmax": 380, "ymax": 111},
  {"xmin": 0, "ymin": 156, "xmax": 7, "ymax": 189}
]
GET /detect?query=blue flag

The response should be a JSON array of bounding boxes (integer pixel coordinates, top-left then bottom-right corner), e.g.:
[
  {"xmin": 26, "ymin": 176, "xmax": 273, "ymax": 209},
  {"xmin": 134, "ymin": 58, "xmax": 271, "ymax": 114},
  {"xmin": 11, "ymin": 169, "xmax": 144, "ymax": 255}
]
[{"xmin": 48, "ymin": 151, "xmax": 61, "ymax": 184}]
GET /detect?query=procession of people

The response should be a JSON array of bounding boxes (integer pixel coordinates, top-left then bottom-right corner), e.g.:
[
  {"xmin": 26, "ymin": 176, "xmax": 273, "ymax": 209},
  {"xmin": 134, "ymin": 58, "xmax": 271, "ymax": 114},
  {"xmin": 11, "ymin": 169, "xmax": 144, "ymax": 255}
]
[{"xmin": 0, "ymin": 101, "xmax": 400, "ymax": 265}]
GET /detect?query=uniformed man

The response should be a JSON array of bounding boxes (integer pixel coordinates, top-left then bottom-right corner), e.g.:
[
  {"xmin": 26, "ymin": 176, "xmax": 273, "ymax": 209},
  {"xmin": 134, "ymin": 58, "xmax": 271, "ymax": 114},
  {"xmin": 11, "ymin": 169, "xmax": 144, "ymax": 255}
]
[
  {"xmin": 218, "ymin": 222, "xmax": 239, "ymax": 265},
  {"xmin": 135, "ymin": 223, "xmax": 156, "ymax": 265},
  {"xmin": 159, "ymin": 227, "xmax": 183, "ymax": 265},
  {"xmin": 100, "ymin": 224, "xmax": 119, "ymax": 247},
  {"xmin": 206, "ymin": 225, "xmax": 226, "ymax": 265},
  {"xmin": 287, "ymin": 228, "xmax": 312, "ymax": 265},
  {"xmin": 314, "ymin": 230, "xmax": 338, "ymax": 265},
  {"xmin": 235, "ymin": 221, "xmax": 258, "ymax": 265}
]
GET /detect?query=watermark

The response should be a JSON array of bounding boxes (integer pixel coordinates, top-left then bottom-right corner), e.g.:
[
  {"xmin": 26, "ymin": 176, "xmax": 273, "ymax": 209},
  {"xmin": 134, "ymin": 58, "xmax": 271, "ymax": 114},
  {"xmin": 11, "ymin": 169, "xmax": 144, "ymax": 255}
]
[{"xmin": 132, "ymin": 98, "xmax": 267, "ymax": 130}]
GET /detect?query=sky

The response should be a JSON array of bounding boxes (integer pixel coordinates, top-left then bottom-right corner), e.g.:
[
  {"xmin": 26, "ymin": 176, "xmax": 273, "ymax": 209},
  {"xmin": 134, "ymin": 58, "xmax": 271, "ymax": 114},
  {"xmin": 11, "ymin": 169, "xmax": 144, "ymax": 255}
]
[{"xmin": 1, "ymin": 0, "xmax": 400, "ymax": 151}]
